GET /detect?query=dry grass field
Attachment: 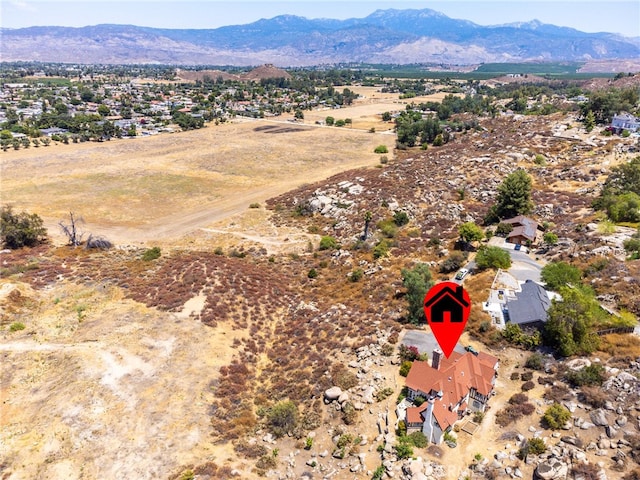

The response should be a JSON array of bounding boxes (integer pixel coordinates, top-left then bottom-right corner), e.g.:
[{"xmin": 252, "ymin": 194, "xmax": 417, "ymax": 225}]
[
  {"xmin": 301, "ymin": 87, "xmax": 459, "ymax": 131},
  {"xmin": 1, "ymin": 118, "xmax": 386, "ymax": 245}
]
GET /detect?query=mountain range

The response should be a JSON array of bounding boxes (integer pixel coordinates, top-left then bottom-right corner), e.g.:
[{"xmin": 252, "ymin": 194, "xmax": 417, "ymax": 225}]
[{"xmin": 2, "ymin": 8, "xmax": 639, "ymax": 66}]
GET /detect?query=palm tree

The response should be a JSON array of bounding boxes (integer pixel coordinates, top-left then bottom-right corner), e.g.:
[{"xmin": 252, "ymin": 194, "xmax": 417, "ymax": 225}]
[{"xmin": 362, "ymin": 211, "xmax": 373, "ymax": 240}]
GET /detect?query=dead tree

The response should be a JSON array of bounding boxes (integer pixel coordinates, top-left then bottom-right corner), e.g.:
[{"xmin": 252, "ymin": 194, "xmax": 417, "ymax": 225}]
[{"xmin": 59, "ymin": 212, "xmax": 85, "ymax": 246}]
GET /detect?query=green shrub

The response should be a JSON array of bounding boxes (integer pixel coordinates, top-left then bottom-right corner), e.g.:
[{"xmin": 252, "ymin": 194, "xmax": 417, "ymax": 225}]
[
  {"xmin": 394, "ymin": 441, "xmax": 414, "ymax": 459},
  {"xmin": 266, "ymin": 401, "xmax": 298, "ymax": 438},
  {"xmin": 376, "ymin": 387, "xmax": 394, "ymax": 402},
  {"xmin": 565, "ymin": 363, "xmax": 606, "ymax": 387},
  {"xmin": 439, "ymin": 252, "xmax": 467, "ymax": 273},
  {"xmin": 518, "ymin": 437, "xmax": 546, "ymax": 459},
  {"xmin": 543, "ymin": 232, "xmax": 558, "ymax": 245},
  {"xmin": 399, "ymin": 361, "xmax": 412, "ymax": 377},
  {"xmin": 9, "ymin": 322, "xmax": 25, "ymax": 332},
  {"xmin": 142, "ymin": 246, "xmax": 161, "ymax": 261},
  {"xmin": 377, "ymin": 219, "xmax": 398, "ymax": 238},
  {"xmin": 380, "ymin": 343, "xmax": 394, "ymax": 356},
  {"xmin": 374, "ymin": 145, "xmax": 389, "ymax": 154},
  {"xmin": 373, "ymin": 239, "xmax": 391, "ymax": 259},
  {"xmin": 525, "ymin": 353, "xmax": 545, "ymax": 370},
  {"xmin": 307, "ymin": 268, "xmax": 318, "ymax": 279},
  {"xmin": 319, "ymin": 236, "xmax": 338, "ymax": 250},
  {"xmin": 393, "ymin": 211, "xmax": 410, "ymax": 226},
  {"xmin": 543, "ymin": 403, "xmax": 571, "ymax": 429},
  {"xmin": 342, "ymin": 402, "xmax": 357, "ymax": 425},
  {"xmin": 372, "ymin": 465, "xmax": 385, "ymax": 480},
  {"xmin": 349, "ymin": 268, "xmax": 363, "ymax": 282},
  {"xmin": 534, "ymin": 154, "xmax": 547, "ymax": 165},
  {"xmin": 414, "ymin": 396, "xmax": 426, "ymax": 407},
  {"xmin": 407, "ymin": 431, "xmax": 428, "ymax": 448}
]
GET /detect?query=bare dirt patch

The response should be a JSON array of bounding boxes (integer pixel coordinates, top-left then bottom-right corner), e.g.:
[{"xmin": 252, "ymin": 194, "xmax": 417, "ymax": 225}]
[{"xmin": 0, "ymin": 281, "xmax": 245, "ymax": 479}]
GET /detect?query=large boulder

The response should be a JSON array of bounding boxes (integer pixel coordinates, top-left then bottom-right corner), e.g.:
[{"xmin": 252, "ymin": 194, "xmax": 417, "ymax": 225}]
[
  {"xmin": 590, "ymin": 409, "xmax": 609, "ymax": 427},
  {"xmin": 325, "ymin": 386, "xmax": 343, "ymax": 402},
  {"xmin": 534, "ymin": 457, "xmax": 569, "ymax": 479}
]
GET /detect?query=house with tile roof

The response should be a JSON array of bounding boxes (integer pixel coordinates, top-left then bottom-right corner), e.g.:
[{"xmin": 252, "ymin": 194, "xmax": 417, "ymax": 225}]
[{"xmin": 404, "ymin": 348, "xmax": 499, "ymax": 444}]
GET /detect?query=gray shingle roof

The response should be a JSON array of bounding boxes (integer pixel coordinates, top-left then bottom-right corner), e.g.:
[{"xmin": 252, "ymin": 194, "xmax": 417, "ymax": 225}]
[{"xmin": 506, "ymin": 280, "xmax": 550, "ymax": 326}]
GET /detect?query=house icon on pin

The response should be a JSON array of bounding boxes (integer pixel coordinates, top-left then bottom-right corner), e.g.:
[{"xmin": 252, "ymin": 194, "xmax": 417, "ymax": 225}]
[{"xmin": 424, "ymin": 285, "xmax": 469, "ymax": 323}]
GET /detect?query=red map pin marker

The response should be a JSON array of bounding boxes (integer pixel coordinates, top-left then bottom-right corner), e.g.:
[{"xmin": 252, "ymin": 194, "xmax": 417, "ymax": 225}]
[{"xmin": 423, "ymin": 281, "xmax": 471, "ymax": 358}]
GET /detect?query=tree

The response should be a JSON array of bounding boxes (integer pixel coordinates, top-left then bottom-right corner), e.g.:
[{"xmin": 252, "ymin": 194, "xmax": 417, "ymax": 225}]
[
  {"xmin": 543, "ymin": 286, "xmax": 601, "ymax": 356},
  {"xmin": 458, "ymin": 222, "xmax": 484, "ymax": 243},
  {"xmin": 492, "ymin": 169, "xmax": 534, "ymax": 219},
  {"xmin": 362, "ymin": 211, "xmax": 373, "ymax": 240},
  {"xmin": 543, "ymin": 403, "xmax": 571, "ymax": 429},
  {"xmin": 540, "ymin": 261, "xmax": 581, "ymax": 290},
  {"xmin": 59, "ymin": 212, "xmax": 85, "ymax": 246},
  {"xmin": 584, "ymin": 110, "xmax": 596, "ymax": 132},
  {"xmin": 294, "ymin": 109, "xmax": 304, "ymax": 120},
  {"xmin": 401, "ymin": 263, "xmax": 433, "ymax": 324},
  {"xmin": 325, "ymin": 116, "xmax": 334, "ymax": 126},
  {"xmin": 475, "ymin": 246, "xmax": 511, "ymax": 270},
  {"xmin": 0, "ymin": 206, "xmax": 47, "ymax": 249}
]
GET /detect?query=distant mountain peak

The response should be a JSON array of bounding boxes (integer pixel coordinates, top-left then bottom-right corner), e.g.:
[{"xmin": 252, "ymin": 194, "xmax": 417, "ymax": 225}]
[{"xmin": 2, "ymin": 8, "xmax": 638, "ymax": 66}]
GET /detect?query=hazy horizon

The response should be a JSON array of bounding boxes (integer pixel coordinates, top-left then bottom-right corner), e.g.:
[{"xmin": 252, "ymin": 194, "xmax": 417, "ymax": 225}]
[{"xmin": 2, "ymin": 0, "xmax": 639, "ymax": 38}]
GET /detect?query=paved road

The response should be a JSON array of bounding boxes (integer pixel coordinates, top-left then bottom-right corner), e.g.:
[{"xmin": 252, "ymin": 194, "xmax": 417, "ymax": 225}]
[{"xmin": 401, "ymin": 329, "xmax": 466, "ymax": 356}]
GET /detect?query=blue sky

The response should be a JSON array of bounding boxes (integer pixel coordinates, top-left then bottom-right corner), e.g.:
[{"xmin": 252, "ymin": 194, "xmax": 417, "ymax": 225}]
[{"xmin": 2, "ymin": 0, "xmax": 639, "ymax": 37}]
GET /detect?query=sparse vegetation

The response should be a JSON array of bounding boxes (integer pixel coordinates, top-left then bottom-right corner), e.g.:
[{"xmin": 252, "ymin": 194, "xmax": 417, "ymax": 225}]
[
  {"xmin": 142, "ymin": 247, "xmax": 162, "ymax": 261},
  {"xmin": 9, "ymin": 322, "xmax": 26, "ymax": 332}
]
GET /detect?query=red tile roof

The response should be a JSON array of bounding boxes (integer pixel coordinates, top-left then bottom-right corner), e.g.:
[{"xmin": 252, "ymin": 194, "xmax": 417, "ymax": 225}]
[
  {"xmin": 405, "ymin": 351, "xmax": 498, "ymax": 429},
  {"xmin": 406, "ymin": 405, "xmax": 426, "ymax": 424}
]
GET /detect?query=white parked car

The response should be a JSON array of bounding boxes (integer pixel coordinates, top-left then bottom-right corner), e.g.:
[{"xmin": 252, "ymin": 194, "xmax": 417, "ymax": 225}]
[{"xmin": 455, "ymin": 268, "xmax": 469, "ymax": 281}]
